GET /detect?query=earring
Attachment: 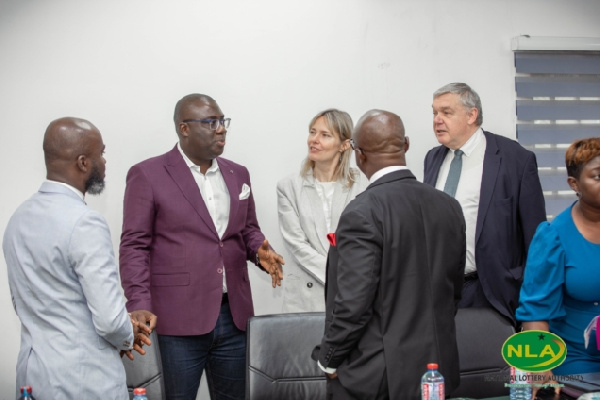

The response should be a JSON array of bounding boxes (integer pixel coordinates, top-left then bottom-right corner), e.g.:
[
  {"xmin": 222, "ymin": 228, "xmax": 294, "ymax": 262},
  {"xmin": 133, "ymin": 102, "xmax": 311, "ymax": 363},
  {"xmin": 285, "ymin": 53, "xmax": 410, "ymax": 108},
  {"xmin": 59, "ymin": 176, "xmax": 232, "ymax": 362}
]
[{"xmin": 576, "ymin": 191, "xmax": 582, "ymax": 198}]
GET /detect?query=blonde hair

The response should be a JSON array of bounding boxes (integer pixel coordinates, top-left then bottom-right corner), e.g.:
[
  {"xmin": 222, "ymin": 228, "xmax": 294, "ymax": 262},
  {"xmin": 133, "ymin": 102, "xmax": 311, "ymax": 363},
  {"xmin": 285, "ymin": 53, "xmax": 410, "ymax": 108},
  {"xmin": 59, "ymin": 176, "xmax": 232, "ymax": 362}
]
[{"xmin": 300, "ymin": 109, "xmax": 357, "ymax": 187}]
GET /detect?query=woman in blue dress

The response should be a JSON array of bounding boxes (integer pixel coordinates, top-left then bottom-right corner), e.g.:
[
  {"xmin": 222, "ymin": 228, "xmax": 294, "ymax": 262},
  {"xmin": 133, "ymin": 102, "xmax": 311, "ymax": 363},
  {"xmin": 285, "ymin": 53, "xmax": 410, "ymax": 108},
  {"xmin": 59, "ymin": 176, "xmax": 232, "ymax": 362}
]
[{"xmin": 517, "ymin": 137, "xmax": 600, "ymax": 379}]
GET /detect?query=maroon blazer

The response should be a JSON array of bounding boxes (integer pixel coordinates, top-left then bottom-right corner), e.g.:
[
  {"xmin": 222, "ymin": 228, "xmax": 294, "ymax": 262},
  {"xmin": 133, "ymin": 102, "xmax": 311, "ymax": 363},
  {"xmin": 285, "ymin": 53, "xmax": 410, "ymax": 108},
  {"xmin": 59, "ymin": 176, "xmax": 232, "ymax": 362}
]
[{"xmin": 119, "ymin": 145, "xmax": 266, "ymax": 335}]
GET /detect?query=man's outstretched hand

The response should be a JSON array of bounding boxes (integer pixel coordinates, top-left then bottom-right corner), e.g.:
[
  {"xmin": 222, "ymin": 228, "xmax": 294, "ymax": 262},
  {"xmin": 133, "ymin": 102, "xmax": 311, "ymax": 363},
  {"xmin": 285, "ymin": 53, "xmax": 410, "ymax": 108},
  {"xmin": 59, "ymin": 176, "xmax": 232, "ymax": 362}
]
[{"xmin": 257, "ymin": 239, "xmax": 284, "ymax": 288}]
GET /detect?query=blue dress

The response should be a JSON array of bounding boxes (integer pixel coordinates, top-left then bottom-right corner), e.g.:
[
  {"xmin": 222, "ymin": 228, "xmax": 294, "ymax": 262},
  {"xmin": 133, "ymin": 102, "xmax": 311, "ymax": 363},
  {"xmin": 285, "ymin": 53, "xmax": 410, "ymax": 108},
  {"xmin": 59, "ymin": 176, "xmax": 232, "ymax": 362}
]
[{"xmin": 517, "ymin": 203, "xmax": 600, "ymax": 375}]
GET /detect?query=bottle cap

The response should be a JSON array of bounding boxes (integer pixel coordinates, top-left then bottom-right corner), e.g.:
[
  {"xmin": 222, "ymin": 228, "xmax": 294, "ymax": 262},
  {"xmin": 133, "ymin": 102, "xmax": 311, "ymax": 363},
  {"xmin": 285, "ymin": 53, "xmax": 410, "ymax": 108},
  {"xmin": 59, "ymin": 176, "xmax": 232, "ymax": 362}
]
[
  {"xmin": 427, "ymin": 363, "xmax": 438, "ymax": 369},
  {"xmin": 20, "ymin": 386, "xmax": 32, "ymax": 394},
  {"xmin": 133, "ymin": 387, "xmax": 147, "ymax": 395}
]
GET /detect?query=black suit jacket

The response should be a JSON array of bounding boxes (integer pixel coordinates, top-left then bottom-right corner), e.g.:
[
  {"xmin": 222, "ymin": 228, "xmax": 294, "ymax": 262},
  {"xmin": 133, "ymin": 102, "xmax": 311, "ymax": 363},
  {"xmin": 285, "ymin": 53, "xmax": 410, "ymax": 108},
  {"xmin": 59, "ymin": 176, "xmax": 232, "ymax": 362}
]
[
  {"xmin": 316, "ymin": 169, "xmax": 465, "ymax": 399},
  {"xmin": 423, "ymin": 130, "xmax": 546, "ymax": 323}
]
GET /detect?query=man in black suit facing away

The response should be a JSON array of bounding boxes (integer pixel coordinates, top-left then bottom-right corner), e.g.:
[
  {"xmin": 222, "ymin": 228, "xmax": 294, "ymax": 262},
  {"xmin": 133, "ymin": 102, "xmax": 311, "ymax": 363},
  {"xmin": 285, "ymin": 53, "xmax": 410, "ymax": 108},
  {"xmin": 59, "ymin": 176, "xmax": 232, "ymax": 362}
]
[
  {"xmin": 315, "ymin": 110, "xmax": 466, "ymax": 399},
  {"xmin": 424, "ymin": 82, "xmax": 546, "ymax": 325}
]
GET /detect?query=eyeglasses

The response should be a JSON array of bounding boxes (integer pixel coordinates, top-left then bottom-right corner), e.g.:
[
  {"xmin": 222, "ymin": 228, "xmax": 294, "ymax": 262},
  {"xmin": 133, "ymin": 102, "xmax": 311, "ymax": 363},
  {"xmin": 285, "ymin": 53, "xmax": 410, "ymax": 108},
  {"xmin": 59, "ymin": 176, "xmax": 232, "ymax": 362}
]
[
  {"xmin": 349, "ymin": 139, "xmax": 364, "ymax": 154},
  {"xmin": 182, "ymin": 118, "xmax": 231, "ymax": 131}
]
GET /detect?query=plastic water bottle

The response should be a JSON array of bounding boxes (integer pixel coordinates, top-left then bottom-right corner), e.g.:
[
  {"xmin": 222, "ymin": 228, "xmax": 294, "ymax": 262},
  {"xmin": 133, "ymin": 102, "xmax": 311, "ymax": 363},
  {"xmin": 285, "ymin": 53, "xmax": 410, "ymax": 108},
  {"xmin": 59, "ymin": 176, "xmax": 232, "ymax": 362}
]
[
  {"xmin": 18, "ymin": 386, "xmax": 33, "ymax": 399},
  {"xmin": 509, "ymin": 366, "xmax": 532, "ymax": 400},
  {"xmin": 133, "ymin": 387, "xmax": 148, "ymax": 400},
  {"xmin": 421, "ymin": 363, "xmax": 445, "ymax": 400}
]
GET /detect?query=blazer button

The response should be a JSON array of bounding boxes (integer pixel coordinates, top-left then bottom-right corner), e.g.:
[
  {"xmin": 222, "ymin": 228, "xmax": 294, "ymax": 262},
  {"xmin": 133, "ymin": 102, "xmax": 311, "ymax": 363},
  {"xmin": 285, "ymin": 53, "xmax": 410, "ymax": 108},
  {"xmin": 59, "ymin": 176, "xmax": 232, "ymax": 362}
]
[
  {"xmin": 219, "ymin": 241, "xmax": 224, "ymax": 247},
  {"xmin": 307, "ymin": 282, "xmax": 313, "ymax": 288},
  {"xmin": 217, "ymin": 268, "xmax": 223, "ymax": 274}
]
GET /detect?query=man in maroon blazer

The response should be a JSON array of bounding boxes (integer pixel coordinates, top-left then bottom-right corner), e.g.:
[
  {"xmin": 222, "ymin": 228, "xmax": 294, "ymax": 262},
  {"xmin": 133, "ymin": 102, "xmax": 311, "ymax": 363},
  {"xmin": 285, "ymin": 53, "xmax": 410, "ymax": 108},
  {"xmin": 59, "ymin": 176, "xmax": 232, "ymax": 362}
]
[{"xmin": 119, "ymin": 93, "xmax": 284, "ymax": 400}]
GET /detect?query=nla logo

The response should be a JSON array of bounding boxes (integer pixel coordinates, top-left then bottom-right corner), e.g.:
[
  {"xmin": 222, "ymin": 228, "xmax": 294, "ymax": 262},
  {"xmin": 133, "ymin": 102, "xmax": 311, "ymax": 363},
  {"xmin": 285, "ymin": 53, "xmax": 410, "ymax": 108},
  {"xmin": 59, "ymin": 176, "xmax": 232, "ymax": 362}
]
[{"xmin": 501, "ymin": 330, "xmax": 566, "ymax": 372}]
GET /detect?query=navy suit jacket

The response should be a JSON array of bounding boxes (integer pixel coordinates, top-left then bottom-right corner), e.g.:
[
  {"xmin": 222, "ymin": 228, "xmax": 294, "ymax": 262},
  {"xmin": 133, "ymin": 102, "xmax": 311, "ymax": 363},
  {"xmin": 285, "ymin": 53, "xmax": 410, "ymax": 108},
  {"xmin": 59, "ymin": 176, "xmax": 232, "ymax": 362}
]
[{"xmin": 424, "ymin": 130, "xmax": 546, "ymax": 323}]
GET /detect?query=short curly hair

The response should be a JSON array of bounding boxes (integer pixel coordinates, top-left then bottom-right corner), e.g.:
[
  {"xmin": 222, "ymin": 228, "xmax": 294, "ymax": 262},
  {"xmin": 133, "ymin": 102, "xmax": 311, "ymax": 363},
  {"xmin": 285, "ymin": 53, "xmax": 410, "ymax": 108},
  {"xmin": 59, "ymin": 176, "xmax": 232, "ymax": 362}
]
[{"xmin": 565, "ymin": 137, "xmax": 600, "ymax": 179}]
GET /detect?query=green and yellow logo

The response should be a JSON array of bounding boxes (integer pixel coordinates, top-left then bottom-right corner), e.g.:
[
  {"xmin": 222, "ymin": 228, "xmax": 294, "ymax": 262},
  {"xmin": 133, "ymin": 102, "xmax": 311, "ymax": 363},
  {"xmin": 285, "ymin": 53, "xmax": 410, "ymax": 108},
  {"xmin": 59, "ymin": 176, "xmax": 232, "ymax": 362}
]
[{"xmin": 502, "ymin": 330, "xmax": 566, "ymax": 372}]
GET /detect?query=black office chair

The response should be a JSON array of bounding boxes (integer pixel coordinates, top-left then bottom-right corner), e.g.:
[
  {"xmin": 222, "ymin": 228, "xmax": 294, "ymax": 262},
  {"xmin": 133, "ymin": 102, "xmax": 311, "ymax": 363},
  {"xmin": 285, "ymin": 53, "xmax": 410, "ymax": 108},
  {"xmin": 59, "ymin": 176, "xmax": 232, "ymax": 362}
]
[
  {"xmin": 246, "ymin": 313, "xmax": 327, "ymax": 400},
  {"xmin": 449, "ymin": 307, "xmax": 515, "ymax": 398},
  {"xmin": 122, "ymin": 330, "xmax": 166, "ymax": 400}
]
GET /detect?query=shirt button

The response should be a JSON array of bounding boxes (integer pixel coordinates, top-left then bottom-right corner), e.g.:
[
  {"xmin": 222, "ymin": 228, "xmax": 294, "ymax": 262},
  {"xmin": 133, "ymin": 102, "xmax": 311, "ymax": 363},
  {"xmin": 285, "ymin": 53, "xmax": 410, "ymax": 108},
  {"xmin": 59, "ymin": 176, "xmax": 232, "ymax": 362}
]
[
  {"xmin": 219, "ymin": 242, "xmax": 224, "ymax": 247},
  {"xmin": 307, "ymin": 282, "xmax": 313, "ymax": 288},
  {"xmin": 217, "ymin": 268, "xmax": 223, "ymax": 274}
]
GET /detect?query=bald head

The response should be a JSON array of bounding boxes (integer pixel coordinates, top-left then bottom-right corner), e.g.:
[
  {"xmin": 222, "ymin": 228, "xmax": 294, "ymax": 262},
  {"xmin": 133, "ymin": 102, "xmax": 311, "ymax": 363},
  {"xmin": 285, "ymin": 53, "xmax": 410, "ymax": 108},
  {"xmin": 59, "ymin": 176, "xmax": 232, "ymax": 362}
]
[
  {"xmin": 173, "ymin": 93, "xmax": 216, "ymax": 135},
  {"xmin": 43, "ymin": 117, "xmax": 106, "ymax": 194},
  {"xmin": 353, "ymin": 110, "xmax": 409, "ymax": 179},
  {"xmin": 43, "ymin": 117, "xmax": 99, "ymax": 164}
]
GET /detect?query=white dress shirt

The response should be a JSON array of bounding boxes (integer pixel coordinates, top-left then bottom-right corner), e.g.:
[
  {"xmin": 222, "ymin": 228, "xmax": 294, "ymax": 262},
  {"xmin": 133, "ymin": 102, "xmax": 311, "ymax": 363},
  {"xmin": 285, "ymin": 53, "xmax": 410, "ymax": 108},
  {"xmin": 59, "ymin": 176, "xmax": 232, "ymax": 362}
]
[
  {"xmin": 370, "ymin": 165, "xmax": 409, "ymax": 183},
  {"xmin": 435, "ymin": 128, "xmax": 486, "ymax": 274},
  {"xmin": 315, "ymin": 181, "xmax": 336, "ymax": 232},
  {"xmin": 178, "ymin": 143, "xmax": 231, "ymax": 292}
]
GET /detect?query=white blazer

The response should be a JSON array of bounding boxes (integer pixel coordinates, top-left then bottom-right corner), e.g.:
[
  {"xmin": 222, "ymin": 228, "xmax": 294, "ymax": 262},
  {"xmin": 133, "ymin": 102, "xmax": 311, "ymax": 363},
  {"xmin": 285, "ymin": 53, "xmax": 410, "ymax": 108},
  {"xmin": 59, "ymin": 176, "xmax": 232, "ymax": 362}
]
[
  {"xmin": 276, "ymin": 169, "xmax": 367, "ymax": 312},
  {"xmin": 3, "ymin": 182, "xmax": 133, "ymax": 400}
]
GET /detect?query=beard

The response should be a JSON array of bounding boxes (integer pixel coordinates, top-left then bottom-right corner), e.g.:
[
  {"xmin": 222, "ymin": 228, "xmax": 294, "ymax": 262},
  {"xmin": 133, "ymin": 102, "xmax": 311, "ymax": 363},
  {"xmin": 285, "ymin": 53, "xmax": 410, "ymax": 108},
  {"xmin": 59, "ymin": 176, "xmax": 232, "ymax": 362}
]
[{"xmin": 84, "ymin": 162, "xmax": 105, "ymax": 195}]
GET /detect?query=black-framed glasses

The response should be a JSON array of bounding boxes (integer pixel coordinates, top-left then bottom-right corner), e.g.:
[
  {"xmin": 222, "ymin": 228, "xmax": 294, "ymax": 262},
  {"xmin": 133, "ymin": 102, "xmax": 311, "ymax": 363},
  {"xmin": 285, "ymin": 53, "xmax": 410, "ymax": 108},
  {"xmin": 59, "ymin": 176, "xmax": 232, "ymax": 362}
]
[
  {"xmin": 182, "ymin": 118, "xmax": 231, "ymax": 131},
  {"xmin": 349, "ymin": 139, "xmax": 364, "ymax": 154}
]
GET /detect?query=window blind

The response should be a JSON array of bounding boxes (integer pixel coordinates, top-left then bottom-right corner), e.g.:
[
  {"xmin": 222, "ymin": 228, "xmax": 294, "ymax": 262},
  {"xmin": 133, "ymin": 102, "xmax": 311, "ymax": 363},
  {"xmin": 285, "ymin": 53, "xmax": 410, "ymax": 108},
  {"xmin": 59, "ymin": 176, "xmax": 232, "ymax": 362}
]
[{"xmin": 515, "ymin": 51, "xmax": 600, "ymax": 219}]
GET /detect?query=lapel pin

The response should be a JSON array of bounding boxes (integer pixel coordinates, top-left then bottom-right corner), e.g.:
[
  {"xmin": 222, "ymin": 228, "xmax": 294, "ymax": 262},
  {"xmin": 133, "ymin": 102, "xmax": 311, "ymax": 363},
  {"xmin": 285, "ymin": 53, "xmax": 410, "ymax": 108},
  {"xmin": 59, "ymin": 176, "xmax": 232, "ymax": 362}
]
[{"xmin": 230, "ymin": 169, "xmax": 233, "ymax": 174}]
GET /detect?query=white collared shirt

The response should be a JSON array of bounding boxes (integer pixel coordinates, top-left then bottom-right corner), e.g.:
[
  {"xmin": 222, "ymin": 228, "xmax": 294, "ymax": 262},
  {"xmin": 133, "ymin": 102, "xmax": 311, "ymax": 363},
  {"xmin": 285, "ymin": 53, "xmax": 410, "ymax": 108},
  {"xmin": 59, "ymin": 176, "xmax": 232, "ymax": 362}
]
[
  {"xmin": 369, "ymin": 165, "xmax": 409, "ymax": 183},
  {"xmin": 435, "ymin": 128, "xmax": 486, "ymax": 274},
  {"xmin": 314, "ymin": 181, "xmax": 336, "ymax": 232},
  {"xmin": 178, "ymin": 143, "xmax": 231, "ymax": 292}
]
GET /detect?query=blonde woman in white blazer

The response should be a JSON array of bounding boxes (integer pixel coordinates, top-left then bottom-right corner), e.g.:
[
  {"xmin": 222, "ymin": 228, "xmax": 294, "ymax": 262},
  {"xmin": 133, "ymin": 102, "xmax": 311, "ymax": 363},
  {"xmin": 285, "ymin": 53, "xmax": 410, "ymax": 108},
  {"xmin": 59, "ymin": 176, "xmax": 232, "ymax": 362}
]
[{"xmin": 277, "ymin": 109, "xmax": 367, "ymax": 312}]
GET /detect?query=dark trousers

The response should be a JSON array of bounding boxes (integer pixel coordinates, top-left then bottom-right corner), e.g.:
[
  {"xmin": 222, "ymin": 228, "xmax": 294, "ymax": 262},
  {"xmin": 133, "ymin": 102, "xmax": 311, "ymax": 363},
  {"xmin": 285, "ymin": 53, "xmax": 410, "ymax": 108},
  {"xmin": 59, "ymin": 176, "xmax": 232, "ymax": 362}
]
[
  {"xmin": 158, "ymin": 298, "xmax": 246, "ymax": 400},
  {"xmin": 457, "ymin": 273, "xmax": 493, "ymax": 309},
  {"xmin": 458, "ymin": 274, "xmax": 516, "ymax": 327}
]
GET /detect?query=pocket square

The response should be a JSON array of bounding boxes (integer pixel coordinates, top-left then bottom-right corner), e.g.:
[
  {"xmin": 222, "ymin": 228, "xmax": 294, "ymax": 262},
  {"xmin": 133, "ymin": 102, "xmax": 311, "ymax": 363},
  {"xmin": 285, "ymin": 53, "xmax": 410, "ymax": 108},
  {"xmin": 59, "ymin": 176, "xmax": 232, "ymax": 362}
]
[{"xmin": 239, "ymin": 183, "xmax": 251, "ymax": 200}]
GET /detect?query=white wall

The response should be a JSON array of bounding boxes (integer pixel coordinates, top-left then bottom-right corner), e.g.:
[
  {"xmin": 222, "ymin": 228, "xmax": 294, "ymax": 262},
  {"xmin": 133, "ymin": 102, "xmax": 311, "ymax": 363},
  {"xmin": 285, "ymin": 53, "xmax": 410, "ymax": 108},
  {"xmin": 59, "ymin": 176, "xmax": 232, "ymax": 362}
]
[{"xmin": 1, "ymin": 0, "xmax": 598, "ymax": 398}]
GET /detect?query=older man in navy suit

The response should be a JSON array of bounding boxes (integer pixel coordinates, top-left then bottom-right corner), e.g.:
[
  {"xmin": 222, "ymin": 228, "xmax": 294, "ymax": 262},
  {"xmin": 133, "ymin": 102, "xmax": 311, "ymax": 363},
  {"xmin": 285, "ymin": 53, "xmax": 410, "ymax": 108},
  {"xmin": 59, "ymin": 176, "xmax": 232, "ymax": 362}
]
[{"xmin": 423, "ymin": 82, "xmax": 546, "ymax": 326}]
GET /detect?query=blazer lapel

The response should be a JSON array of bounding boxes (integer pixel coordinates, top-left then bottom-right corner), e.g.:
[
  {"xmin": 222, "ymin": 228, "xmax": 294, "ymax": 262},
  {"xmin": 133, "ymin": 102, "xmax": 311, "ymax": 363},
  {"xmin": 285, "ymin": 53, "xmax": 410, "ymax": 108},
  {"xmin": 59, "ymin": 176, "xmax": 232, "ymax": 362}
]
[
  {"xmin": 164, "ymin": 146, "xmax": 217, "ymax": 235},
  {"xmin": 217, "ymin": 158, "xmax": 238, "ymax": 238},
  {"xmin": 303, "ymin": 174, "xmax": 329, "ymax": 253},
  {"xmin": 424, "ymin": 146, "xmax": 449, "ymax": 186},
  {"xmin": 476, "ymin": 131, "xmax": 500, "ymax": 243}
]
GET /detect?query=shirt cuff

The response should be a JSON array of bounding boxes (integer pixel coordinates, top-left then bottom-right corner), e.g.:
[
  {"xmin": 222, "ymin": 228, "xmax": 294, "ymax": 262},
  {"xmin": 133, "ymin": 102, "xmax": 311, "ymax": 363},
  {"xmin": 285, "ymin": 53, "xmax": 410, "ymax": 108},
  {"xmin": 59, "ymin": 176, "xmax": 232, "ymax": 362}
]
[{"xmin": 318, "ymin": 360, "xmax": 337, "ymax": 374}]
